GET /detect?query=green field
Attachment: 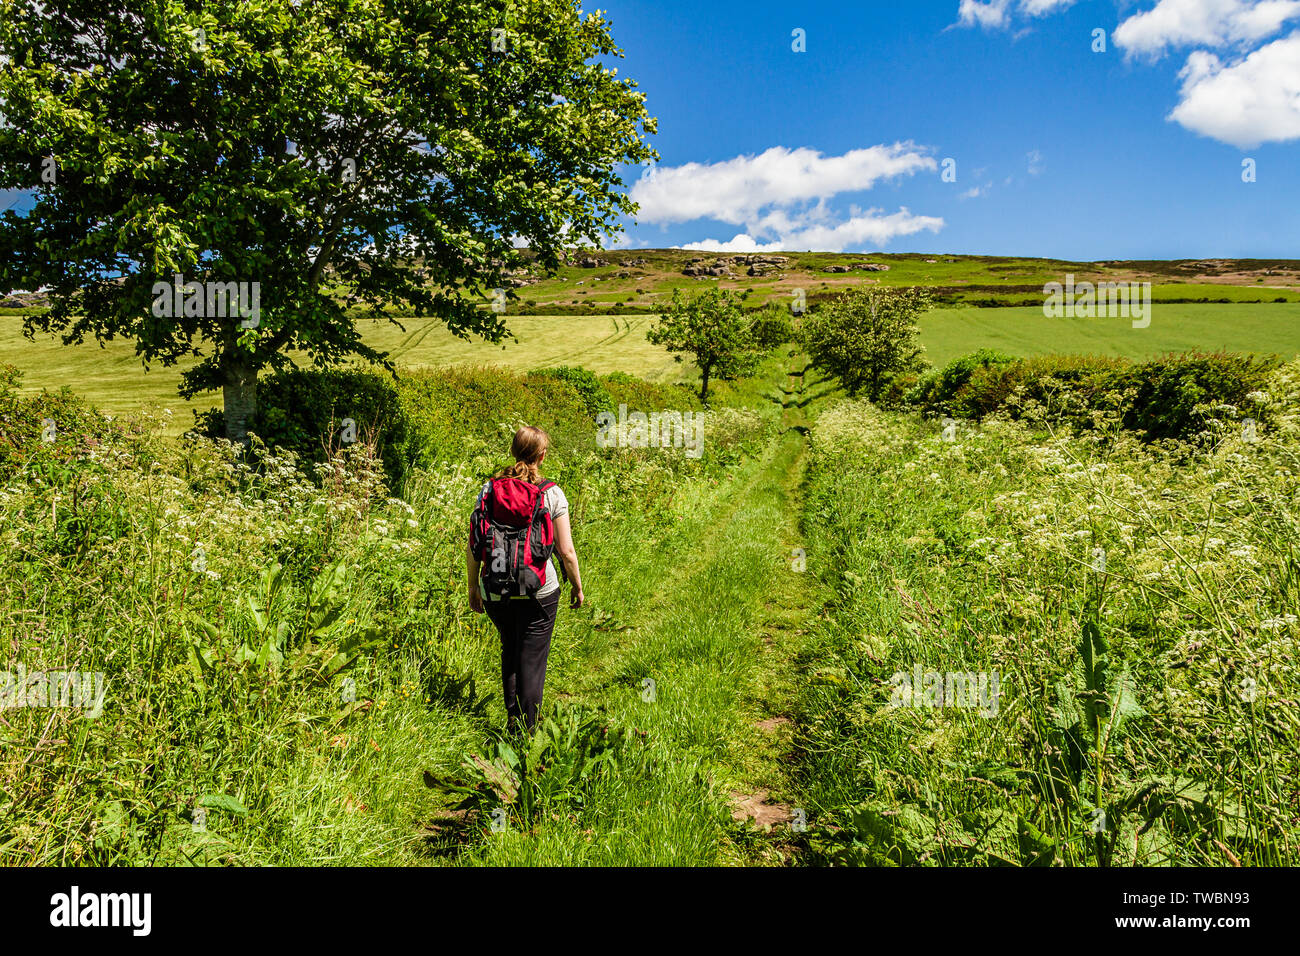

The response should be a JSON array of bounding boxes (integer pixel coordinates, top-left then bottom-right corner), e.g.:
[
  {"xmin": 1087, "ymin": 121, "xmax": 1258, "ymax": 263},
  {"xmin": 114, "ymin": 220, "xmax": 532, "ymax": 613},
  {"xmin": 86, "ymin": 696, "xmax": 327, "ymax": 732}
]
[
  {"xmin": 361, "ymin": 313, "xmax": 677, "ymax": 378},
  {"xmin": 919, "ymin": 303, "xmax": 1300, "ymax": 367},
  {"xmin": 0, "ymin": 314, "xmax": 683, "ymax": 435},
  {"xmin": 7, "ymin": 303, "xmax": 1300, "ymax": 435}
]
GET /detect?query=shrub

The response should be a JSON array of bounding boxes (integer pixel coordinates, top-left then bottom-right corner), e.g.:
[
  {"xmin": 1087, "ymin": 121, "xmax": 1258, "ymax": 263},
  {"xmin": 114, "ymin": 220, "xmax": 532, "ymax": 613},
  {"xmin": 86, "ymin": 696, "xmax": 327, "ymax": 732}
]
[
  {"xmin": 878, "ymin": 371, "xmax": 921, "ymax": 410},
  {"xmin": 397, "ymin": 366, "xmax": 596, "ymax": 477},
  {"xmin": 0, "ymin": 363, "xmax": 133, "ymax": 479},
  {"xmin": 1108, "ymin": 351, "xmax": 1281, "ymax": 442},
  {"xmin": 747, "ymin": 304, "xmax": 794, "ymax": 350},
  {"xmin": 907, "ymin": 348, "xmax": 1019, "ymax": 415},
  {"xmin": 602, "ymin": 371, "xmax": 704, "ymax": 417},
  {"xmin": 962, "ymin": 354, "xmax": 1125, "ymax": 421},
  {"xmin": 196, "ymin": 367, "xmax": 412, "ymax": 489},
  {"xmin": 528, "ymin": 366, "xmax": 615, "ymax": 418},
  {"xmin": 904, "ymin": 350, "xmax": 1284, "ymax": 442}
]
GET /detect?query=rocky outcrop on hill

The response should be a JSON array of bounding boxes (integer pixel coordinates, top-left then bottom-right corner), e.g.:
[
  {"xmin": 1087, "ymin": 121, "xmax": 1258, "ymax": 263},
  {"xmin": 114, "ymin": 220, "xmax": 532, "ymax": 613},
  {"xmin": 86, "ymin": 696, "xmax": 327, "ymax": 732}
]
[
  {"xmin": 680, "ymin": 254, "xmax": 789, "ymax": 277},
  {"xmin": 0, "ymin": 291, "xmax": 49, "ymax": 308},
  {"xmin": 825, "ymin": 262, "xmax": 891, "ymax": 273},
  {"xmin": 682, "ymin": 257, "xmax": 736, "ymax": 277},
  {"xmin": 741, "ymin": 255, "xmax": 789, "ymax": 276}
]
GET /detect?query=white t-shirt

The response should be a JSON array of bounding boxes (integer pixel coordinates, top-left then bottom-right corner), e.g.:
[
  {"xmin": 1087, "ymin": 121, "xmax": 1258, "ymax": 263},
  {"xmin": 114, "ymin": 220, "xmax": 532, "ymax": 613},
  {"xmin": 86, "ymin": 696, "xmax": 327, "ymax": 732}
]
[{"xmin": 476, "ymin": 480, "xmax": 569, "ymax": 600}]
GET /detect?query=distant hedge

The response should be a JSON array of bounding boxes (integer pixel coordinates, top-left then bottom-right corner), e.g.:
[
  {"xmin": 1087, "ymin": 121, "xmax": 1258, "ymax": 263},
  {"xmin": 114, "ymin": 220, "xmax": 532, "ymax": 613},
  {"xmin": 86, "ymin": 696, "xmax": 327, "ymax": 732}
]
[
  {"xmin": 197, "ymin": 364, "xmax": 703, "ymax": 491},
  {"xmin": 907, "ymin": 350, "xmax": 1283, "ymax": 442}
]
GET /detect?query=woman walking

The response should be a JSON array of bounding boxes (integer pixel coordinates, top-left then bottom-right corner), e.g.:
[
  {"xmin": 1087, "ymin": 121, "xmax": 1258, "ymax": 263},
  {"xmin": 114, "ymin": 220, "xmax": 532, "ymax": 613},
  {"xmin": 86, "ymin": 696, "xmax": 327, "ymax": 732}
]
[{"xmin": 467, "ymin": 426, "xmax": 583, "ymax": 733}]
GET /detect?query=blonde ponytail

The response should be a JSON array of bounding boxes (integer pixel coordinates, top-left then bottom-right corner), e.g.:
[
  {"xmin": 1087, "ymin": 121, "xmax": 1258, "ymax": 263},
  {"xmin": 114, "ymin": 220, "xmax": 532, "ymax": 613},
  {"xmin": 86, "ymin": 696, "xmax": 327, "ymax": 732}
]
[{"xmin": 496, "ymin": 426, "xmax": 549, "ymax": 484}]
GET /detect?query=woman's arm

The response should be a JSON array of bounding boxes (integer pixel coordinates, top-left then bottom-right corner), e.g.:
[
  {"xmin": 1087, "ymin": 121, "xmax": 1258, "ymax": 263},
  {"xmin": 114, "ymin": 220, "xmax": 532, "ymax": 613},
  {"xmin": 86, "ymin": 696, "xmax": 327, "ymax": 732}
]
[
  {"xmin": 552, "ymin": 512, "xmax": 584, "ymax": 608},
  {"xmin": 466, "ymin": 541, "xmax": 484, "ymax": 614}
]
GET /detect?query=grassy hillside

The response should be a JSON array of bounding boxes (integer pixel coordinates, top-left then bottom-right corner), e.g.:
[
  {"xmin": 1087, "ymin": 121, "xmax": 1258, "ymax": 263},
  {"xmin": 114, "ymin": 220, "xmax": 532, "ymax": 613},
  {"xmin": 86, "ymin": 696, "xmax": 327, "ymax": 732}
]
[
  {"xmin": 469, "ymin": 250, "xmax": 1300, "ymax": 313},
  {"xmin": 7, "ymin": 251, "xmax": 1299, "ymax": 323}
]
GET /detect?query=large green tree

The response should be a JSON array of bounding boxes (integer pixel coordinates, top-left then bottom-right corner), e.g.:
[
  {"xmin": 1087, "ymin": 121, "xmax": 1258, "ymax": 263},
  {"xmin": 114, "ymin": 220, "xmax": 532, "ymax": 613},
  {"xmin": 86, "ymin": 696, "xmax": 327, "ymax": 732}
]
[{"xmin": 0, "ymin": 0, "xmax": 655, "ymax": 441}]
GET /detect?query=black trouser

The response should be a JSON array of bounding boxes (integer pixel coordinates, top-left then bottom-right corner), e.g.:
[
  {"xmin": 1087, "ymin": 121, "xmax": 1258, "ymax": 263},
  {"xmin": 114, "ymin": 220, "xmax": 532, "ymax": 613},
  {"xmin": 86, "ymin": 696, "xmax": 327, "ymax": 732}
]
[{"xmin": 484, "ymin": 589, "xmax": 560, "ymax": 733}]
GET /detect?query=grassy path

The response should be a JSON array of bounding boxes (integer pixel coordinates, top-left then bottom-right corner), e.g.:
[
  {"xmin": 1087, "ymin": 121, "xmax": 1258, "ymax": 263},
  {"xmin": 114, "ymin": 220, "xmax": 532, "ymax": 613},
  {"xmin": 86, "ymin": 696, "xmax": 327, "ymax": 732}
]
[{"xmin": 462, "ymin": 357, "xmax": 827, "ymax": 865}]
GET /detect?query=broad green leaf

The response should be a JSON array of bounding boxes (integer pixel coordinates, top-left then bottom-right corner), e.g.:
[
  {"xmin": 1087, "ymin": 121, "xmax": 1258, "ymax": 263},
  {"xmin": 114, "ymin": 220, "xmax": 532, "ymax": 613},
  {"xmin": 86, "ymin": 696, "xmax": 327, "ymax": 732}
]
[{"xmin": 197, "ymin": 794, "xmax": 247, "ymax": 815}]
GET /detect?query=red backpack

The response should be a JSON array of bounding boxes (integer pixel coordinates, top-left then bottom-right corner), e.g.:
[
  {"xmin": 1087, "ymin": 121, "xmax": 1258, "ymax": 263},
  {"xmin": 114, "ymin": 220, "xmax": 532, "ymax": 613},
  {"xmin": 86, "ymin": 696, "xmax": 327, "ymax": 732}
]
[{"xmin": 469, "ymin": 476, "xmax": 559, "ymax": 597}]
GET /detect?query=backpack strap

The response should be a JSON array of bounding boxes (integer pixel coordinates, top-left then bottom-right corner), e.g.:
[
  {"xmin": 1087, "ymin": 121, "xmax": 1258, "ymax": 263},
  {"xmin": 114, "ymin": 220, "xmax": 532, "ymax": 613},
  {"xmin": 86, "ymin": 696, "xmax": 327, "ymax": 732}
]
[
  {"xmin": 533, "ymin": 481, "xmax": 558, "ymax": 527},
  {"xmin": 533, "ymin": 481, "xmax": 567, "ymax": 584},
  {"xmin": 469, "ymin": 479, "xmax": 496, "ymax": 559},
  {"xmin": 528, "ymin": 480, "xmax": 551, "ymax": 523}
]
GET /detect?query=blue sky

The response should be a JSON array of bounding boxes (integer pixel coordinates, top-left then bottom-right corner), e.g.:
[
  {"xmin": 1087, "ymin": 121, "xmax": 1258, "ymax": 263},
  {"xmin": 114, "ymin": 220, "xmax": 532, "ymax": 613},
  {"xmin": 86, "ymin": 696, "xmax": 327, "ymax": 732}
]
[{"xmin": 601, "ymin": 0, "xmax": 1300, "ymax": 259}]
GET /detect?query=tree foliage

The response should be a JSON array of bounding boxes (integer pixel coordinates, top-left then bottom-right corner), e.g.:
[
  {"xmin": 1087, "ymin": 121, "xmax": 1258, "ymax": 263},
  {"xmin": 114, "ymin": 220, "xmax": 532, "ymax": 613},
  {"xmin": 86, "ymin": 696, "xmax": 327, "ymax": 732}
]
[
  {"xmin": 645, "ymin": 286, "xmax": 760, "ymax": 403},
  {"xmin": 0, "ymin": 0, "xmax": 656, "ymax": 440},
  {"xmin": 800, "ymin": 286, "xmax": 931, "ymax": 400},
  {"xmin": 747, "ymin": 302, "xmax": 794, "ymax": 351}
]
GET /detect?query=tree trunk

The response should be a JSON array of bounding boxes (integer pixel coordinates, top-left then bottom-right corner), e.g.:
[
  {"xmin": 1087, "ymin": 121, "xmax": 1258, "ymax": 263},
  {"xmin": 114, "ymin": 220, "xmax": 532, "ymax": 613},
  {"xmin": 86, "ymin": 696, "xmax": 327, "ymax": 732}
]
[
  {"xmin": 223, "ymin": 359, "xmax": 258, "ymax": 445},
  {"xmin": 699, "ymin": 364, "xmax": 711, "ymax": 404}
]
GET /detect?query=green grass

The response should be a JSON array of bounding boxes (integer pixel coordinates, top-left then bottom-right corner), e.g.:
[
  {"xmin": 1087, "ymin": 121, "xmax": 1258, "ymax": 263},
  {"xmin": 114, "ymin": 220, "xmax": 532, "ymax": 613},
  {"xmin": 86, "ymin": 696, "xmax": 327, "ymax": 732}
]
[
  {"xmin": 464, "ymin": 422, "xmax": 809, "ymax": 864},
  {"xmin": 791, "ymin": 393, "xmax": 1300, "ymax": 865},
  {"xmin": 0, "ymin": 355, "xmax": 803, "ymax": 866},
  {"xmin": 920, "ymin": 304, "xmax": 1300, "ymax": 367},
  {"xmin": 360, "ymin": 313, "xmax": 678, "ymax": 379},
  {"xmin": 4, "ymin": 337, "xmax": 1299, "ymax": 866}
]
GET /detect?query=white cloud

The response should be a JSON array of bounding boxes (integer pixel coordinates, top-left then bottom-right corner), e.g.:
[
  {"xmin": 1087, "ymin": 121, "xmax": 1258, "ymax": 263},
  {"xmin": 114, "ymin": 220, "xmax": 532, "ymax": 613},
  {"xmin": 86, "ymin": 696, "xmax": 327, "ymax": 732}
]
[
  {"xmin": 677, "ymin": 208, "xmax": 944, "ymax": 253},
  {"xmin": 956, "ymin": 0, "xmax": 1075, "ymax": 28},
  {"xmin": 633, "ymin": 144, "xmax": 943, "ymax": 253},
  {"xmin": 1114, "ymin": 0, "xmax": 1300, "ymax": 57},
  {"xmin": 961, "ymin": 0, "xmax": 1300, "ymax": 147},
  {"xmin": 1167, "ymin": 31, "xmax": 1300, "ymax": 145},
  {"xmin": 1021, "ymin": 0, "xmax": 1077, "ymax": 16},
  {"xmin": 961, "ymin": 0, "xmax": 1297, "ymax": 41},
  {"xmin": 1027, "ymin": 149, "xmax": 1045, "ymax": 174},
  {"xmin": 630, "ymin": 144, "xmax": 937, "ymax": 226},
  {"xmin": 678, "ymin": 235, "xmax": 789, "ymax": 253},
  {"xmin": 958, "ymin": 0, "xmax": 1012, "ymax": 28}
]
